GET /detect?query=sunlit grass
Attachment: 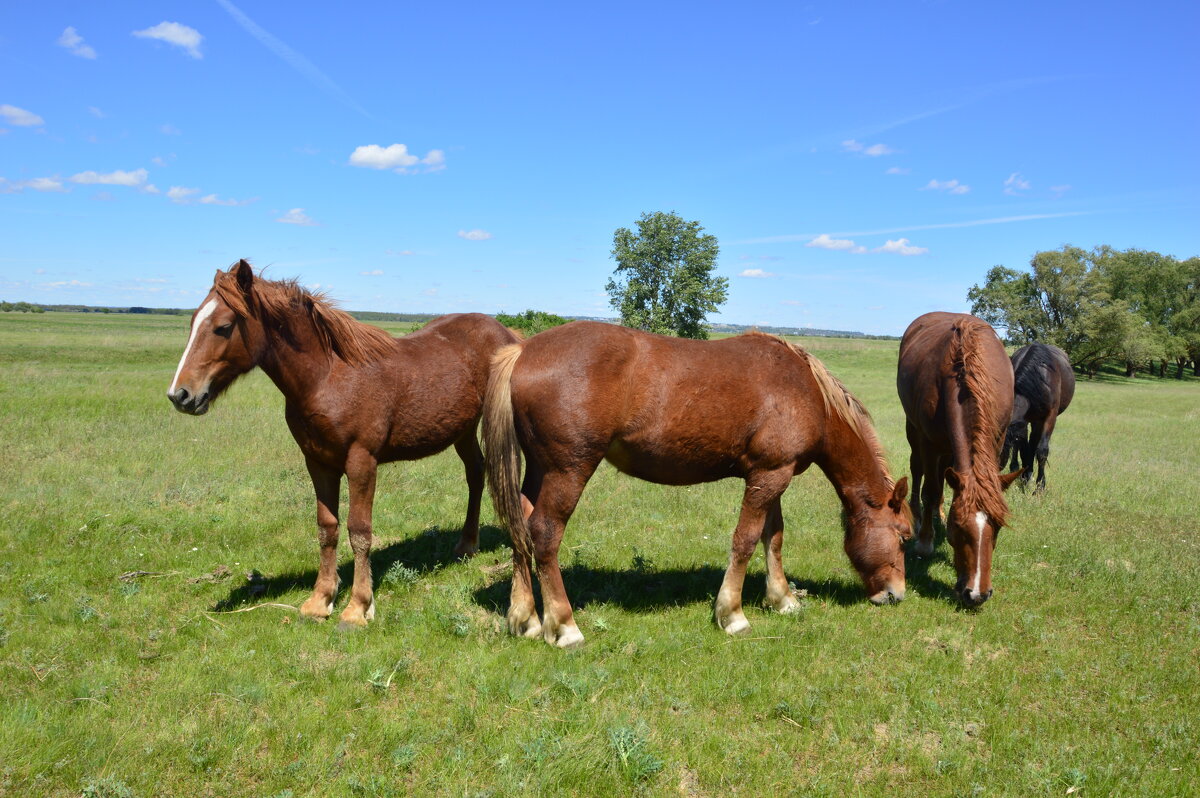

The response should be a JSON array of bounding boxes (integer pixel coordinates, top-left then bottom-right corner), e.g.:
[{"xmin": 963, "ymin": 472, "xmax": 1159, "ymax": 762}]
[{"xmin": 0, "ymin": 312, "xmax": 1196, "ymax": 796}]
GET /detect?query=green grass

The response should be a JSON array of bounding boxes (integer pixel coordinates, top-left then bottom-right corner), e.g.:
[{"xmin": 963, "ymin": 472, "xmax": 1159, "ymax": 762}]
[{"xmin": 0, "ymin": 312, "xmax": 1196, "ymax": 797}]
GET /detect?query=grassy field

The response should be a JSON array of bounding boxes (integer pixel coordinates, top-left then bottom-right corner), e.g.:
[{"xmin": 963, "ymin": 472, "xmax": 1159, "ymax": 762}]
[{"xmin": 0, "ymin": 311, "xmax": 1196, "ymax": 797}]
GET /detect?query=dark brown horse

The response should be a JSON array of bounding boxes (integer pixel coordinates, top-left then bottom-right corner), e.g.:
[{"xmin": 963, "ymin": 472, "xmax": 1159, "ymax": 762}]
[
  {"xmin": 1000, "ymin": 343, "xmax": 1075, "ymax": 494},
  {"xmin": 484, "ymin": 321, "xmax": 911, "ymax": 648},
  {"xmin": 167, "ymin": 260, "xmax": 519, "ymax": 627},
  {"xmin": 896, "ymin": 312, "xmax": 1022, "ymax": 607}
]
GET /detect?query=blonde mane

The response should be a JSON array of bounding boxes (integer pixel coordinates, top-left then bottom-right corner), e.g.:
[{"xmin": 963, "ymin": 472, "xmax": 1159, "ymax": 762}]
[
  {"xmin": 213, "ymin": 266, "xmax": 395, "ymax": 367},
  {"xmin": 951, "ymin": 320, "xmax": 1010, "ymax": 526}
]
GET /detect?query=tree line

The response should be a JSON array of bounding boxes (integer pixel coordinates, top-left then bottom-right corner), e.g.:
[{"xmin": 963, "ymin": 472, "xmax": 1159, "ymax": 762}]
[{"xmin": 968, "ymin": 245, "xmax": 1200, "ymax": 378}]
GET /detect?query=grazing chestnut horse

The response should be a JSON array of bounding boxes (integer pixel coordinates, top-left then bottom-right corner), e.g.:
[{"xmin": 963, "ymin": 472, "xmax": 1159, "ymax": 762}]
[
  {"xmin": 1000, "ymin": 343, "xmax": 1075, "ymax": 494},
  {"xmin": 896, "ymin": 312, "xmax": 1021, "ymax": 607},
  {"xmin": 484, "ymin": 321, "xmax": 911, "ymax": 648},
  {"xmin": 167, "ymin": 260, "xmax": 519, "ymax": 627}
]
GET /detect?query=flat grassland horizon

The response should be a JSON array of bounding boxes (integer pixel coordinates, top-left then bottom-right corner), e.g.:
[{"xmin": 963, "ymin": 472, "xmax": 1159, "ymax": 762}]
[{"xmin": 0, "ymin": 312, "xmax": 1195, "ymax": 797}]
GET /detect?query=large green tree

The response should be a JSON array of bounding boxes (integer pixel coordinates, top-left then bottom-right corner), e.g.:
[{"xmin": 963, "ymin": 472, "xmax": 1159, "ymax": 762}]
[{"xmin": 605, "ymin": 211, "xmax": 728, "ymax": 339}]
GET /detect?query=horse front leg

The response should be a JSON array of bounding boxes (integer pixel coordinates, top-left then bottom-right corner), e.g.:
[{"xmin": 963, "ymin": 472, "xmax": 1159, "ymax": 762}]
[
  {"xmin": 299, "ymin": 461, "xmax": 341, "ymax": 620},
  {"xmin": 914, "ymin": 454, "xmax": 944, "ymax": 558},
  {"xmin": 760, "ymin": 497, "xmax": 799, "ymax": 614},
  {"xmin": 716, "ymin": 470, "xmax": 790, "ymax": 634},
  {"xmin": 338, "ymin": 448, "xmax": 378, "ymax": 629},
  {"xmin": 452, "ymin": 427, "xmax": 484, "ymax": 559}
]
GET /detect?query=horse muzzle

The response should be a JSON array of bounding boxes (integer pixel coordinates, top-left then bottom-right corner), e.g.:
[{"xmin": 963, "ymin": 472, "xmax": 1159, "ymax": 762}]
[{"xmin": 168, "ymin": 386, "xmax": 211, "ymax": 415}]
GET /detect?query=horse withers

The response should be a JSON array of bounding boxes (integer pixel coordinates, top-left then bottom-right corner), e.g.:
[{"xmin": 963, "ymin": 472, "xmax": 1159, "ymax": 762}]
[
  {"xmin": 1001, "ymin": 343, "xmax": 1075, "ymax": 494},
  {"xmin": 167, "ymin": 260, "xmax": 520, "ymax": 627},
  {"xmin": 484, "ymin": 321, "xmax": 911, "ymax": 648},
  {"xmin": 896, "ymin": 312, "xmax": 1022, "ymax": 607}
]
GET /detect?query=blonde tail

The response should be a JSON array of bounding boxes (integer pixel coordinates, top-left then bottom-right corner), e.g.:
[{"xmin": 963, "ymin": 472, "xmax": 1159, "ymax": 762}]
[{"xmin": 483, "ymin": 344, "xmax": 531, "ymax": 561}]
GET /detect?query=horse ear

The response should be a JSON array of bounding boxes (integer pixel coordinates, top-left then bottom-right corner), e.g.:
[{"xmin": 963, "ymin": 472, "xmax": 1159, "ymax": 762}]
[
  {"xmin": 234, "ymin": 259, "xmax": 254, "ymax": 294},
  {"xmin": 999, "ymin": 468, "xmax": 1024, "ymax": 491},
  {"xmin": 944, "ymin": 467, "xmax": 964, "ymax": 493},
  {"xmin": 889, "ymin": 477, "xmax": 909, "ymax": 510}
]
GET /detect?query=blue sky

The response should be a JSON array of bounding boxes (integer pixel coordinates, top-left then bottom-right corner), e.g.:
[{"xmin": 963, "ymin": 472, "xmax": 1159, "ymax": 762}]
[{"xmin": 2, "ymin": 1, "xmax": 1197, "ymax": 335}]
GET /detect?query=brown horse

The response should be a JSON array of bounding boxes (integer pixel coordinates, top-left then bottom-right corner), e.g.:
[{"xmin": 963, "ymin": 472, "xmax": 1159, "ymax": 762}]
[
  {"xmin": 1000, "ymin": 343, "xmax": 1075, "ymax": 494},
  {"xmin": 484, "ymin": 321, "xmax": 911, "ymax": 648},
  {"xmin": 167, "ymin": 260, "xmax": 519, "ymax": 627},
  {"xmin": 896, "ymin": 312, "xmax": 1022, "ymax": 607}
]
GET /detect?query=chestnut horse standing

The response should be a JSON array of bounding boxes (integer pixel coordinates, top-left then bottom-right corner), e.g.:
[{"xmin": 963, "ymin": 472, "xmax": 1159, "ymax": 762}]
[
  {"xmin": 1000, "ymin": 343, "xmax": 1075, "ymax": 494},
  {"xmin": 896, "ymin": 312, "xmax": 1021, "ymax": 607},
  {"xmin": 484, "ymin": 321, "xmax": 911, "ymax": 648},
  {"xmin": 167, "ymin": 261, "xmax": 519, "ymax": 627}
]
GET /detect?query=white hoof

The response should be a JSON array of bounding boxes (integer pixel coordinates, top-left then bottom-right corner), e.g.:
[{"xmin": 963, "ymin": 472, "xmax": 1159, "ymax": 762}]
[
  {"xmin": 508, "ymin": 612, "xmax": 541, "ymax": 639},
  {"xmin": 365, "ymin": 599, "xmax": 376, "ymax": 621},
  {"xmin": 553, "ymin": 624, "xmax": 585, "ymax": 649},
  {"xmin": 722, "ymin": 614, "xmax": 751, "ymax": 635},
  {"xmin": 771, "ymin": 594, "xmax": 801, "ymax": 614}
]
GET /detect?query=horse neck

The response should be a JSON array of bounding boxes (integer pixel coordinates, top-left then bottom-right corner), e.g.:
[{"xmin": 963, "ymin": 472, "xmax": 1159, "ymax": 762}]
[
  {"xmin": 815, "ymin": 413, "xmax": 892, "ymax": 513},
  {"xmin": 254, "ymin": 311, "xmax": 334, "ymax": 401}
]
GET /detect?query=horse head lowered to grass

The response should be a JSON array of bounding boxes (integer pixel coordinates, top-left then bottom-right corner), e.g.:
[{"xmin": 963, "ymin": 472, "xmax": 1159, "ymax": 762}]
[
  {"xmin": 483, "ymin": 321, "xmax": 911, "ymax": 648},
  {"xmin": 168, "ymin": 260, "xmax": 520, "ymax": 627}
]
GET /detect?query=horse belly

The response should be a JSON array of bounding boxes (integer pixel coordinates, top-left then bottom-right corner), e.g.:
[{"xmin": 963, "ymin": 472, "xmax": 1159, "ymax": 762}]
[{"xmin": 605, "ymin": 437, "xmax": 742, "ymax": 486}]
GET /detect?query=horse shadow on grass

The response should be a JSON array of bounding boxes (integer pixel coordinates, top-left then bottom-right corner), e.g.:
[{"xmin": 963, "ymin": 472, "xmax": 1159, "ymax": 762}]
[
  {"xmin": 904, "ymin": 537, "xmax": 962, "ymax": 606},
  {"xmin": 210, "ymin": 524, "xmax": 508, "ymax": 611},
  {"xmin": 470, "ymin": 562, "xmax": 872, "ymax": 619}
]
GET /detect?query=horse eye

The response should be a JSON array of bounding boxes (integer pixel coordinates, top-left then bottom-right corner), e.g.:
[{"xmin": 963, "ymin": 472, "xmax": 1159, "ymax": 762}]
[{"xmin": 214, "ymin": 323, "xmax": 234, "ymax": 338}]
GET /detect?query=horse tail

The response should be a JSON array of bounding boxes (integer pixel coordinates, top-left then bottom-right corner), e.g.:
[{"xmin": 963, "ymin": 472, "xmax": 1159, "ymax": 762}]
[{"xmin": 483, "ymin": 343, "xmax": 532, "ymax": 562}]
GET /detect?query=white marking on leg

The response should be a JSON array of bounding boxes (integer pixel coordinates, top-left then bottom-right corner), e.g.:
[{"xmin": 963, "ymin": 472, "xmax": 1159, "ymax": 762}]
[
  {"xmin": 169, "ymin": 299, "xmax": 218, "ymax": 394},
  {"xmin": 972, "ymin": 511, "xmax": 987, "ymax": 595},
  {"xmin": 723, "ymin": 614, "xmax": 750, "ymax": 635},
  {"xmin": 555, "ymin": 623, "xmax": 584, "ymax": 648},
  {"xmin": 365, "ymin": 599, "xmax": 376, "ymax": 621},
  {"xmin": 325, "ymin": 599, "xmax": 335, "ymax": 615}
]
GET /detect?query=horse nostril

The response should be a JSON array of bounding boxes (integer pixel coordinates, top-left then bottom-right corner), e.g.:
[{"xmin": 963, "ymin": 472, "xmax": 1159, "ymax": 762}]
[{"xmin": 171, "ymin": 388, "xmax": 190, "ymax": 405}]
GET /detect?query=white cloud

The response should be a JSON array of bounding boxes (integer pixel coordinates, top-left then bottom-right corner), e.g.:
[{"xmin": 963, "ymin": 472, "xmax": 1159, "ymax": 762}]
[
  {"xmin": 160, "ymin": 123, "xmax": 181, "ymax": 135},
  {"xmin": 142, "ymin": 184, "xmax": 161, "ymax": 194},
  {"xmin": 361, "ymin": 269, "xmax": 383, "ymax": 276},
  {"xmin": 58, "ymin": 26, "xmax": 97, "ymax": 59},
  {"xmin": 874, "ymin": 238, "xmax": 928, "ymax": 256},
  {"xmin": 276, "ymin": 208, "xmax": 318, "ymax": 226},
  {"xmin": 806, "ymin": 234, "xmax": 866, "ymax": 254},
  {"xmin": 1, "ymin": 176, "xmax": 68, "ymax": 193},
  {"xmin": 1, "ymin": 105, "xmax": 45, "ymax": 127},
  {"xmin": 167, "ymin": 186, "xmax": 200, "ymax": 203},
  {"xmin": 349, "ymin": 143, "xmax": 446, "ymax": 174},
  {"xmin": 1004, "ymin": 172, "xmax": 1031, "ymax": 195},
  {"xmin": 739, "ymin": 268, "xmax": 774, "ymax": 278},
  {"xmin": 885, "ymin": 166, "xmax": 910, "ymax": 175},
  {"xmin": 133, "ymin": 22, "xmax": 203, "ymax": 58},
  {"xmin": 457, "ymin": 229, "xmax": 492, "ymax": 241},
  {"xmin": 150, "ymin": 156, "xmax": 169, "ymax": 167},
  {"xmin": 842, "ymin": 139, "xmax": 893, "ymax": 156},
  {"xmin": 70, "ymin": 168, "xmax": 148, "ymax": 186},
  {"xmin": 198, "ymin": 193, "xmax": 256, "ymax": 206},
  {"xmin": 1049, "ymin": 184, "xmax": 1072, "ymax": 197},
  {"xmin": 88, "ymin": 106, "xmax": 105, "ymax": 118},
  {"xmin": 42, "ymin": 279, "xmax": 94, "ymax": 289},
  {"xmin": 922, "ymin": 178, "xmax": 970, "ymax": 195}
]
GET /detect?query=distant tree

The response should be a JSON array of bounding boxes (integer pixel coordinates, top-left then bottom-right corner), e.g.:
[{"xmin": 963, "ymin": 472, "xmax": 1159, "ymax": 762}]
[
  {"xmin": 495, "ymin": 309, "xmax": 569, "ymax": 337},
  {"xmin": 605, "ymin": 211, "xmax": 728, "ymax": 339}
]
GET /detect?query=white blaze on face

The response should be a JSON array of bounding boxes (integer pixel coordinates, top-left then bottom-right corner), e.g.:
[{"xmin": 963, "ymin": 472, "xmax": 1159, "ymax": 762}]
[
  {"xmin": 169, "ymin": 299, "xmax": 218, "ymax": 395},
  {"xmin": 972, "ymin": 511, "xmax": 987, "ymax": 592}
]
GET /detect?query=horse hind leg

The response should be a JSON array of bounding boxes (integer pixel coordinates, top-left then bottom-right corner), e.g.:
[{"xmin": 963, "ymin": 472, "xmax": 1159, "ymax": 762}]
[
  {"xmin": 760, "ymin": 498, "xmax": 799, "ymax": 614},
  {"xmin": 1033, "ymin": 413, "xmax": 1058, "ymax": 495},
  {"xmin": 528, "ymin": 469, "xmax": 590, "ymax": 648},
  {"xmin": 451, "ymin": 427, "xmax": 484, "ymax": 559},
  {"xmin": 299, "ymin": 462, "xmax": 342, "ymax": 620},
  {"xmin": 913, "ymin": 452, "xmax": 944, "ymax": 558}
]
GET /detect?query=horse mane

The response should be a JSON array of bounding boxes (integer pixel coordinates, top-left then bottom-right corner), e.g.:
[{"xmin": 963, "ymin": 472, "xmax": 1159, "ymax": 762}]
[
  {"xmin": 754, "ymin": 334, "xmax": 894, "ymax": 489},
  {"xmin": 213, "ymin": 266, "xmax": 395, "ymax": 366},
  {"xmin": 952, "ymin": 320, "xmax": 1010, "ymax": 526}
]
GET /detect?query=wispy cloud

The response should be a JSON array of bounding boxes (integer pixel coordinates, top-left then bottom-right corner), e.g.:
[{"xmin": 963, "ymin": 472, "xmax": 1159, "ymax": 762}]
[
  {"xmin": 739, "ymin": 268, "xmax": 775, "ymax": 278},
  {"xmin": 885, "ymin": 166, "xmax": 910, "ymax": 175},
  {"xmin": 1, "ymin": 105, "xmax": 44, "ymax": 127},
  {"xmin": 88, "ymin": 106, "xmax": 105, "ymax": 119},
  {"xmin": 349, "ymin": 144, "xmax": 446, "ymax": 174},
  {"xmin": 58, "ymin": 27, "xmax": 97, "ymax": 59},
  {"xmin": 215, "ymin": 0, "xmax": 370, "ymax": 118},
  {"xmin": 132, "ymin": 22, "xmax": 204, "ymax": 59},
  {"xmin": 361, "ymin": 269, "xmax": 384, "ymax": 276},
  {"xmin": 457, "ymin": 229, "xmax": 492, "ymax": 241},
  {"xmin": 198, "ymin": 193, "xmax": 256, "ymax": 206},
  {"xmin": 385, "ymin": 249, "xmax": 415, "ymax": 256},
  {"xmin": 70, "ymin": 168, "xmax": 148, "ymax": 187},
  {"xmin": 167, "ymin": 186, "xmax": 200, "ymax": 203},
  {"xmin": 738, "ymin": 211, "xmax": 1093, "ymax": 245},
  {"xmin": 922, "ymin": 178, "xmax": 970, "ymax": 195},
  {"xmin": 806, "ymin": 234, "xmax": 866, "ymax": 254},
  {"xmin": 1049, "ymin": 184, "xmax": 1072, "ymax": 198},
  {"xmin": 1, "ymin": 176, "xmax": 68, "ymax": 193},
  {"xmin": 160, "ymin": 123, "xmax": 181, "ymax": 136},
  {"xmin": 1004, "ymin": 172, "xmax": 1031, "ymax": 195},
  {"xmin": 842, "ymin": 139, "xmax": 895, "ymax": 157},
  {"xmin": 276, "ymin": 208, "xmax": 319, "ymax": 226},
  {"xmin": 874, "ymin": 238, "xmax": 928, "ymax": 256}
]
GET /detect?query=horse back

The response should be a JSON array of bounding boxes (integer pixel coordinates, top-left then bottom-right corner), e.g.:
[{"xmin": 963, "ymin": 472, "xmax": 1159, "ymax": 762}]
[{"xmin": 510, "ymin": 323, "xmax": 822, "ymax": 483}]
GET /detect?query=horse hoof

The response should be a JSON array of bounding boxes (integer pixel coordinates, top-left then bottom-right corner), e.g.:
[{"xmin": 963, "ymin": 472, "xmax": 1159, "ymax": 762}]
[
  {"xmin": 553, "ymin": 624, "xmax": 585, "ymax": 649},
  {"xmin": 453, "ymin": 542, "xmax": 480, "ymax": 560},
  {"xmin": 722, "ymin": 615, "xmax": 751, "ymax": 635}
]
